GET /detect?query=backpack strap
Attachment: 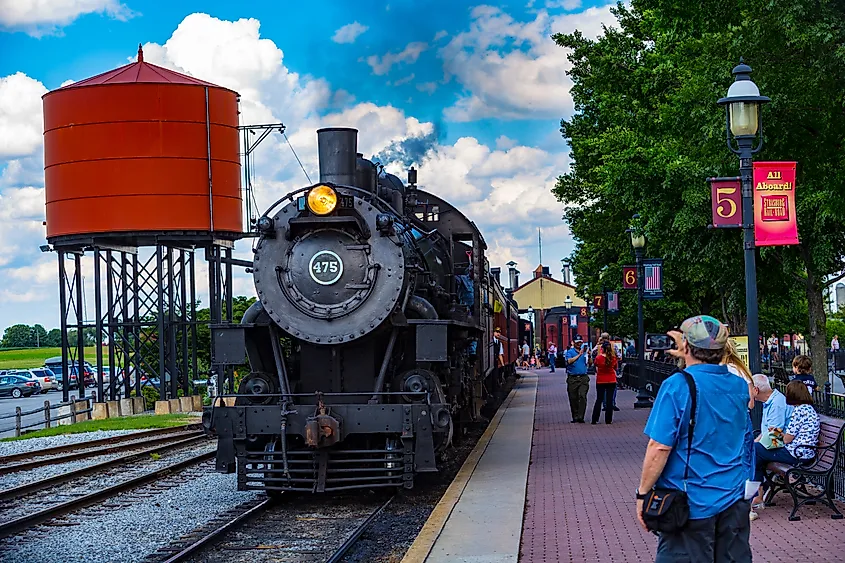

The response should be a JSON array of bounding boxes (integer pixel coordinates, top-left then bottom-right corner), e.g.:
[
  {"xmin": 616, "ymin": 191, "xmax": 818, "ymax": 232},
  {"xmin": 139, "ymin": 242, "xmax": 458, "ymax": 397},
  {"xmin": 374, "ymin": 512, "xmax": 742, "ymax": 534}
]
[{"xmin": 680, "ymin": 370, "xmax": 697, "ymax": 489}]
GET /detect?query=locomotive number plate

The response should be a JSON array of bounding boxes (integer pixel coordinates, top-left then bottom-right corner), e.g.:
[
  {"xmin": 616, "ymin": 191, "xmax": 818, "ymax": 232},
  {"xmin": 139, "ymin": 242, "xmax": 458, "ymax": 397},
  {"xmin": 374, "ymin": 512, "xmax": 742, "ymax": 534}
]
[{"xmin": 309, "ymin": 250, "xmax": 344, "ymax": 285}]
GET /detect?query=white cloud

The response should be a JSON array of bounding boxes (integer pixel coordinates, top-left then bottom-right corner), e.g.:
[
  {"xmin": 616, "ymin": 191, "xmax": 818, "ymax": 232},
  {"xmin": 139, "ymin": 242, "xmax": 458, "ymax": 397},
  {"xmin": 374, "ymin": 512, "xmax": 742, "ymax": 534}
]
[
  {"xmin": 547, "ymin": 0, "xmax": 583, "ymax": 9},
  {"xmin": 0, "ymin": 0, "xmax": 134, "ymax": 35},
  {"xmin": 366, "ymin": 42, "xmax": 428, "ymax": 76},
  {"xmin": 0, "ymin": 9, "xmax": 578, "ymax": 332},
  {"xmin": 433, "ymin": 30, "xmax": 448, "ymax": 41},
  {"xmin": 0, "ymin": 73, "xmax": 47, "ymax": 158},
  {"xmin": 441, "ymin": 4, "xmax": 616, "ymax": 121},
  {"xmin": 332, "ymin": 21, "xmax": 368, "ymax": 44},
  {"xmin": 416, "ymin": 82, "xmax": 437, "ymax": 94},
  {"xmin": 391, "ymin": 74, "xmax": 415, "ymax": 87}
]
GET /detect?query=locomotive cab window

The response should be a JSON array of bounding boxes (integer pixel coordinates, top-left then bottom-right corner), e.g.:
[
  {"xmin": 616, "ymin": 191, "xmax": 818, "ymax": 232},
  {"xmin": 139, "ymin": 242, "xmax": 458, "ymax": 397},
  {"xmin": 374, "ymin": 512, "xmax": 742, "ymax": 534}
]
[{"xmin": 415, "ymin": 205, "xmax": 440, "ymax": 222}]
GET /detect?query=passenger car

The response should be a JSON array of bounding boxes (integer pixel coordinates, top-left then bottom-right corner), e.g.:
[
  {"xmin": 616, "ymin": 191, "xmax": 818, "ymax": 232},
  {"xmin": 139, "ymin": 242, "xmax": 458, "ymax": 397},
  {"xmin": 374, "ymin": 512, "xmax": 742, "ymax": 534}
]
[
  {"xmin": 8, "ymin": 369, "xmax": 56, "ymax": 392},
  {"xmin": 0, "ymin": 375, "xmax": 41, "ymax": 398}
]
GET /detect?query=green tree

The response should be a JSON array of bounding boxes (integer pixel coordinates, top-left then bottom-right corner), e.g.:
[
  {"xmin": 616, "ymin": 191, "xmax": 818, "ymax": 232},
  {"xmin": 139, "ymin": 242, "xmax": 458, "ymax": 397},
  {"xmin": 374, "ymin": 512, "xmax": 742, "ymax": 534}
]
[
  {"xmin": 44, "ymin": 329, "xmax": 62, "ymax": 347},
  {"xmin": 31, "ymin": 324, "xmax": 48, "ymax": 347},
  {"xmin": 554, "ymin": 0, "xmax": 845, "ymax": 383},
  {"xmin": 2, "ymin": 324, "xmax": 34, "ymax": 348}
]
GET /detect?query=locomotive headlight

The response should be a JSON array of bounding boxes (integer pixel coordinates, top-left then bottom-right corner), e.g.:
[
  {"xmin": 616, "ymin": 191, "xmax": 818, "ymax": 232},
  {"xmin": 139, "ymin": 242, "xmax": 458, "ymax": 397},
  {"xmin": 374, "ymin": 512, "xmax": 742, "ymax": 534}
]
[{"xmin": 306, "ymin": 185, "xmax": 338, "ymax": 216}]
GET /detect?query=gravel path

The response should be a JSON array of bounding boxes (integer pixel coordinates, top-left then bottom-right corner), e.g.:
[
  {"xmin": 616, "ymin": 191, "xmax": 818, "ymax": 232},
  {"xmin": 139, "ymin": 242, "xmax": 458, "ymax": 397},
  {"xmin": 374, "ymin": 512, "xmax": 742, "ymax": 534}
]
[{"xmin": 0, "ymin": 461, "xmax": 257, "ymax": 563}]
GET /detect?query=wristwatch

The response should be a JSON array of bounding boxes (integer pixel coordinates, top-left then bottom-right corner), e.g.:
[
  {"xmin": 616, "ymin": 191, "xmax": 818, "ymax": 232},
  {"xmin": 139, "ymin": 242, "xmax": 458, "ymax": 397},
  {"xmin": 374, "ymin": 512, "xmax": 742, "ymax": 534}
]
[{"xmin": 636, "ymin": 489, "xmax": 649, "ymax": 500}]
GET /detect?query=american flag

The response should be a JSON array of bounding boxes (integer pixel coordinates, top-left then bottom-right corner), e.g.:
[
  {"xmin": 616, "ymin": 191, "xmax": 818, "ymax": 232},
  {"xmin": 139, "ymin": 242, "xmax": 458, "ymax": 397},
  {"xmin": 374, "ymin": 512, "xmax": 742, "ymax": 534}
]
[
  {"xmin": 607, "ymin": 292, "xmax": 619, "ymax": 312},
  {"xmin": 644, "ymin": 262, "xmax": 662, "ymax": 292}
]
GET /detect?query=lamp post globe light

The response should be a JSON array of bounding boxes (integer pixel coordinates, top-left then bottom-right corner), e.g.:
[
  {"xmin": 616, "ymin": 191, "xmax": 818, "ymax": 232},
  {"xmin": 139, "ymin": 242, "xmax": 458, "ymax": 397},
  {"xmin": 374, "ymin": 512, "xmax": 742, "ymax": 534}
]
[
  {"xmin": 564, "ymin": 295, "xmax": 574, "ymax": 345},
  {"xmin": 717, "ymin": 58, "xmax": 770, "ymax": 374},
  {"xmin": 629, "ymin": 215, "xmax": 652, "ymax": 409}
]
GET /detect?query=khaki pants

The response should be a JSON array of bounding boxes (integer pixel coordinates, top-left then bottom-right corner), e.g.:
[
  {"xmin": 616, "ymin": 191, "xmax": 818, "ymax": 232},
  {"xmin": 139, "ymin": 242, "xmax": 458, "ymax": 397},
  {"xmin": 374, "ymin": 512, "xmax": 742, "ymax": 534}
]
[{"xmin": 567, "ymin": 374, "xmax": 590, "ymax": 421}]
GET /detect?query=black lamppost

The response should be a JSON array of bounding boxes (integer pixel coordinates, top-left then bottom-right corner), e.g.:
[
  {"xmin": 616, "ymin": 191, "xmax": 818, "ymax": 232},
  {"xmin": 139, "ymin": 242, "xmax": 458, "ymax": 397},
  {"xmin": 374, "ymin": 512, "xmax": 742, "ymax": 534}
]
[
  {"xmin": 717, "ymin": 59, "xmax": 769, "ymax": 374},
  {"xmin": 565, "ymin": 295, "xmax": 575, "ymax": 345},
  {"xmin": 528, "ymin": 306, "xmax": 535, "ymax": 350},
  {"xmin": 630, "ymin": 219, "xmax": 652, "ymax": 409}
]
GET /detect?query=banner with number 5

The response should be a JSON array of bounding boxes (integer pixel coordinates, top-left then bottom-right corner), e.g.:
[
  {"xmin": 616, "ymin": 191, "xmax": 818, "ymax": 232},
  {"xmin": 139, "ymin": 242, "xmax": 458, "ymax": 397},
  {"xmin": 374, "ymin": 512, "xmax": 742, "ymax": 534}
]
[{"xmin": 708, "ymin": 176, "xmax": 742, "ymax": 228}]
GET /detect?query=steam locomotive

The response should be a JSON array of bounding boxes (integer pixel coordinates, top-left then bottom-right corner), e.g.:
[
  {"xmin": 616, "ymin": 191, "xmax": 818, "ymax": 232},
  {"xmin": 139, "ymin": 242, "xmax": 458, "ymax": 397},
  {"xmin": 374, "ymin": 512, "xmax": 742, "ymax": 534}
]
[{"xmin": 206, "ymin": 127, "xmax": 520, "ymax": 494}]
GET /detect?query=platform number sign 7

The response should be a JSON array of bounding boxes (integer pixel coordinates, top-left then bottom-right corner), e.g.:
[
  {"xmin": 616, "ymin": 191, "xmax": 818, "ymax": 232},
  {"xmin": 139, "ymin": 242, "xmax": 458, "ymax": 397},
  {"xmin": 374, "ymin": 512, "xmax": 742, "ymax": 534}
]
[
  {"xmin": 593, "ymin": 294, "xmax": 604, "ymax": 309},
  {"xmin": 308, "ymin": 250, "xmax": 344, "ymax": 286}
]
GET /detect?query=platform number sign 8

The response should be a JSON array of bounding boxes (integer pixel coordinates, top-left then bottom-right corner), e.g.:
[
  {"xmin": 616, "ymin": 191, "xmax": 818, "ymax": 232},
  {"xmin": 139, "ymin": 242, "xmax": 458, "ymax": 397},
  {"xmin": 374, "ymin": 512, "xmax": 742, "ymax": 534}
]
[{"xmin": 308, "ymin": 250, "xmax": 344, "ymax": 285}]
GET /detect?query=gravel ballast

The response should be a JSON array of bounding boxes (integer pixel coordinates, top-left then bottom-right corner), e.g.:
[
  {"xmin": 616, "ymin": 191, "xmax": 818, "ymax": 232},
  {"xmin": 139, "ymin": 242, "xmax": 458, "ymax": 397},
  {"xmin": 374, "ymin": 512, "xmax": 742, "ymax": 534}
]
[
  {"xmin": 0, "ymin": 465, "xmax": 258, "ymax": 563},
  {"xmin": 0, "ymin": 429, "xmax": 160, "ymax": 457}
]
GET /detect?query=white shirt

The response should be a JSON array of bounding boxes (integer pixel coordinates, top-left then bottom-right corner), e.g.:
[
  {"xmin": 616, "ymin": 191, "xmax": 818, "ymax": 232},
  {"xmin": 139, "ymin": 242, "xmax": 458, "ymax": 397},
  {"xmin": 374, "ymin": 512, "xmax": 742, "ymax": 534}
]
[
  {"xmin": 833, "ymin": 338, "xmax": 840, "ymax": 351},
  {"xmin": 522, "ymin": 344, "xmax": 530, "ymax": 356},
  {"xmin": 549, "ymin": 345, "xmax": 557, "ymax": 355}
]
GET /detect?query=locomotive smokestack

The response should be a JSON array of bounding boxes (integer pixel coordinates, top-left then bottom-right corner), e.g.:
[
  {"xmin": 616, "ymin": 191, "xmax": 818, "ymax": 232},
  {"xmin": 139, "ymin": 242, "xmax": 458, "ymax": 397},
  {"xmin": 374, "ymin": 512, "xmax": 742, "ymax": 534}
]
[{"xmin": 317, "ymin": 127, "xmax": 358, "ymax": 186}]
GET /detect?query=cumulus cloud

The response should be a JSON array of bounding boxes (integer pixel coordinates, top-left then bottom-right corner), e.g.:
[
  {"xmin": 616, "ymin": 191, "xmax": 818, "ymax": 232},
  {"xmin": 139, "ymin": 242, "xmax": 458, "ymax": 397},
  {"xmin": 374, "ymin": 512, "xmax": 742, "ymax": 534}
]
[
  {"xmin": 332, "ymin": 21, "xmax": 368, "ymax": 44},
  {"xmin": 366, "ymin": 42, "xmax": 428, "ymax": 76},
  {"xmin": 0, "ymin": 0, "xmax": 134, "ymax": 35},
  {"xmin": 547, "ymin": 0, "xmax": 583, "ymax": 9},
  {"xmin": 0, "ymin": 8, "xmax": 579, "ymax": 331},
  {"xmin": 433, "ymin": 30, "xmax": 448, "ymax": 41},
  {"xmin": 0, "ymin": 73, "xmax": 47, "ymax": 158},
  {"xmin": 440, "ymin": 3, "xmax": 616, "ymax": 121}
]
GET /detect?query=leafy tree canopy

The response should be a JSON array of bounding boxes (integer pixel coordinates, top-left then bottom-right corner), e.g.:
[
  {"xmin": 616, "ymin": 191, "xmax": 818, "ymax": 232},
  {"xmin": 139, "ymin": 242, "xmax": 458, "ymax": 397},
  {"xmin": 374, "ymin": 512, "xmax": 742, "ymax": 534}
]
[{"xmin": 554, "ymin": 0, "xmax": 845, "ymax": 381}]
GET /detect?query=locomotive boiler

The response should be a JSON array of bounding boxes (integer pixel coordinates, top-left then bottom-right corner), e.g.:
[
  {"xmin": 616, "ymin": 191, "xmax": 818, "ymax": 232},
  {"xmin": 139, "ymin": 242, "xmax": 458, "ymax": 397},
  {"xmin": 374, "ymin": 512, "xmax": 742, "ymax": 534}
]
[{"xmin": 206, "ymin": 127, "xmax": 519, "ymax": 494}]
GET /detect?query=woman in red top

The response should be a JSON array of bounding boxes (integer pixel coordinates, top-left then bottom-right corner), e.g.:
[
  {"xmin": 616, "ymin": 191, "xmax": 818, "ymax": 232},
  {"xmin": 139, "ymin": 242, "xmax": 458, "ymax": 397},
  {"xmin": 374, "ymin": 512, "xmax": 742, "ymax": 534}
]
[{"xmin": 591, "ymin": 340, "xmax": 619, "ymax": 424}]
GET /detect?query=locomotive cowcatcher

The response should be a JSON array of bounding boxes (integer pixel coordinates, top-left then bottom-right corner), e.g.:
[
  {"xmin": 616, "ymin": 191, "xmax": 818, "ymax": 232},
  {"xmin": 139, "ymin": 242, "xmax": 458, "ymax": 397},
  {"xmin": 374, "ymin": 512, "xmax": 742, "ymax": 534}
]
[{"xmin": 205, "ymin": 127, "xmax": 519, "ymax": 493}]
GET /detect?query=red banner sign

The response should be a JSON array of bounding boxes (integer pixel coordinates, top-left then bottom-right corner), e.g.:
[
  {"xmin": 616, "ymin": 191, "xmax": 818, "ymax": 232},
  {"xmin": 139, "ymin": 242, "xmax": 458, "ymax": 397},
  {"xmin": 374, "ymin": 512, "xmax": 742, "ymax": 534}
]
[
  {"xmin": 754, "ymin": 162, "xmax": 799, "ymax": 246},
  {"xmin": 709, "ymin": 177, "xmax": 742, "ymax": 228},
  {"xmin": 623, "ymin": 266, "xmax": 637, "ymax": 289}
]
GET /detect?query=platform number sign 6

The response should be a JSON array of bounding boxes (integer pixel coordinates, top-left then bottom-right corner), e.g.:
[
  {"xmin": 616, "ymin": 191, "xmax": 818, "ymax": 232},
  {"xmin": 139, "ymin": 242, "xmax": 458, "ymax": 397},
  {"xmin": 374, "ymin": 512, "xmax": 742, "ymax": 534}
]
[{"xmin": 308, "ymin": 250, "xmax": 344, "ymax": 285}]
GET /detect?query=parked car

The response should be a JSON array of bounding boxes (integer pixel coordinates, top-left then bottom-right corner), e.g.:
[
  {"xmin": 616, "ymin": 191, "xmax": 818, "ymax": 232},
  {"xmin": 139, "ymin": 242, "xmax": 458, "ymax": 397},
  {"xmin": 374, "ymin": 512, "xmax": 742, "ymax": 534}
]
[
  {"xmin": 8, "ymin": 369, "xmax": 56, "ymax": 393},
  {"xmin": 0, "ymin": 375, "xmax": 41, "ymax": 398},
  {"xmin": 43, "ymin": 357, "xmax": 96, "ymax": 388}
]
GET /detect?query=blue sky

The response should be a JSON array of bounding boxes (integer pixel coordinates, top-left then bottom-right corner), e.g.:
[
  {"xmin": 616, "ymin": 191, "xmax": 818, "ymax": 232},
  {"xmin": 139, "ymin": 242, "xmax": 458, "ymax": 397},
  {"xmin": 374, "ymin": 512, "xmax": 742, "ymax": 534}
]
[{"xmin": 0, "ymin": 0, "xmax": 618, "ymax": 332}]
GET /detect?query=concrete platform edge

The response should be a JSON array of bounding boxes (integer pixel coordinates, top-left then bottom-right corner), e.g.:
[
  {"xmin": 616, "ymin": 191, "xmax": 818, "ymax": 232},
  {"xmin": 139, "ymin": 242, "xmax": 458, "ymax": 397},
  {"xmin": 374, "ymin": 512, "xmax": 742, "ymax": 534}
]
[{"xmin": 401, "ymin": 372, "xmax": 536, "ymax": 563}]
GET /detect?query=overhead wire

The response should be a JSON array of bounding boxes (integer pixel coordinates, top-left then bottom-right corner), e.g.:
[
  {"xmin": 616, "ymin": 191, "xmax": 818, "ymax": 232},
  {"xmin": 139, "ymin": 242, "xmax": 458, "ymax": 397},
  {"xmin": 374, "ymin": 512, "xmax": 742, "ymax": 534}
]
[{"xmin": 283, "ymin": 131, "xmax": 312, "ymax": 184}]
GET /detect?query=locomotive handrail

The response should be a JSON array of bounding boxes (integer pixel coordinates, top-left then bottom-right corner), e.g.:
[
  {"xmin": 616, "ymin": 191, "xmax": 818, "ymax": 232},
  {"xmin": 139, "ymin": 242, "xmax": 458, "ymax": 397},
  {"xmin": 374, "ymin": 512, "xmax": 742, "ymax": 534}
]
[
  {"xmin": 255, "ymin": 183, "xmax": 403, "ymax": 245},
  {"xmin": 214, "ymin": 391, "xmax": 428, "ymax": 398}
]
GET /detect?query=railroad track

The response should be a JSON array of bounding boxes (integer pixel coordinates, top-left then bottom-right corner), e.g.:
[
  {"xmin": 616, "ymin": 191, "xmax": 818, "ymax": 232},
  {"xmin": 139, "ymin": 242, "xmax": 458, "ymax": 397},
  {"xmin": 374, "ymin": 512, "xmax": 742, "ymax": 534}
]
[
  {"xmin": 0, "ymin": 433, "xmax": 208, "ymax": 502},
  {"xmin": 0, "ymin": 424, "xmax": 202, "ymax": 466},
  {"xmin": 0, "ymin": 441, "xmax": 214, "ymax": 539},
  {"xmin": 0, "ymin": 428, "xmax": 204, "ymax": 474},
  {"xmin": 144, "ymin": 494, "xmax": 395, "ymax": 563}
]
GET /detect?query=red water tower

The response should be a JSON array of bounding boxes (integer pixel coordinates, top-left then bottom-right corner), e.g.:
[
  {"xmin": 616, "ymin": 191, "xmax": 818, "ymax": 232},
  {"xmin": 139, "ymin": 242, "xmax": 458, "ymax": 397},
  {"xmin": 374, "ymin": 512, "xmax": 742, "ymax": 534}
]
[
  {"xmin": 43, "ymin": 45, "xmax": 242, "ymax": 240},
  {"xmin": 43, "ymin": 46, "xmax": 249, "ymax": 404}
]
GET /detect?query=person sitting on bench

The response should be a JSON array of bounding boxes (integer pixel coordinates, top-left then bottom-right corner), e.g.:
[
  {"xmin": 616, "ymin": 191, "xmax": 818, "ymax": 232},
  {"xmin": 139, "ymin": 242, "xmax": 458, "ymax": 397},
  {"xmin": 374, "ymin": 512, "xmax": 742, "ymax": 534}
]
[{"xmin": 752, "ymin": 380, "xmax": 820, "ymax": 507}]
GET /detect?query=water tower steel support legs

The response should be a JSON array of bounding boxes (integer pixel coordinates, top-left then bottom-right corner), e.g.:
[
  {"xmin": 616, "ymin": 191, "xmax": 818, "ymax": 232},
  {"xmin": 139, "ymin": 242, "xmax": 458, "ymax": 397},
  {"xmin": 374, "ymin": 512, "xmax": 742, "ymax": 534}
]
[{"xmin": 56, "ymin": 242, "xmax": 220, "ymax": 413}]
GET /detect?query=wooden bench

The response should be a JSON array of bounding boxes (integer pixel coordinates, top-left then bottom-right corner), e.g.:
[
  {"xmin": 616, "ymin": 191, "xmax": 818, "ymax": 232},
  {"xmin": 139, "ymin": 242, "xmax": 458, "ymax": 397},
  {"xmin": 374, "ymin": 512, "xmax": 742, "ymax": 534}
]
[{"xmin": 763, "ymin": 414, "xmax": 845, "ymax": 521}]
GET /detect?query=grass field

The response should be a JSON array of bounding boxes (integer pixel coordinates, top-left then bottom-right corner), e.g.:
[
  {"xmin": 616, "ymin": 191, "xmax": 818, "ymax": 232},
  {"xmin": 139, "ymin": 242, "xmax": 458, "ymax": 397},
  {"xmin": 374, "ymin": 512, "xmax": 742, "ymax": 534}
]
[
  {"xmin": 1, "ymin": 413, "xmax": 199, "ymax": 441},
  {"xmin": 0, "ymin": 347, "xmax": 102, "ymax": 370}
]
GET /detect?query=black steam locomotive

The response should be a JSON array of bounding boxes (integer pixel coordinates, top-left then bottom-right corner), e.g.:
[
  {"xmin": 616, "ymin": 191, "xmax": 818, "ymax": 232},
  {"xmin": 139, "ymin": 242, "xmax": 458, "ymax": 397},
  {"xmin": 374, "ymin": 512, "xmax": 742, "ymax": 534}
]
[{"xmin": 206, "ymin": 127, "xmax": 519, "ymax": 494}]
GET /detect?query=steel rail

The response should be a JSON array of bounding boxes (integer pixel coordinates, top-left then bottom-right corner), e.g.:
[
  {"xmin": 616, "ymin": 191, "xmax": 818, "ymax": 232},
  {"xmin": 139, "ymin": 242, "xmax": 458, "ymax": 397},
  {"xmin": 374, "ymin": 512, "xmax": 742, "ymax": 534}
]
[
  {"xmin": 0, "ymin": 434, "xmax": 208, "ymax": 502},
  {"xmin": 325, "ymin": 495, "xmax": 394, "ymax": 563},
  {"xmin": 0, "ymin": 430, "xmax": 203, "ymax": 475},
  {"xmin": 0, "ymin": 451, "xmax": 214, "ymax": 540},
  {"xmin": 0, "ymin": 424, "xmax": 201, "ymax": 465},
  {"xmin": 159, "ymin": 498, "xmax": 274, "ymax": 563}
]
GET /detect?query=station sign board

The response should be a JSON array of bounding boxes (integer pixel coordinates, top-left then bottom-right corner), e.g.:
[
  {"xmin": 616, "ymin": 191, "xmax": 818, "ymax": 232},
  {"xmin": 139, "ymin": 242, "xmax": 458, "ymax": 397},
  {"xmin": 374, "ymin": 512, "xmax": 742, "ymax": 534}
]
[
  {"xmin": 753, "ymin": 162, "xmax": 799, "ymax": 247},
  {"xmin": 708, "ymin": 176, "xmax": 742, "ymax": 228}
]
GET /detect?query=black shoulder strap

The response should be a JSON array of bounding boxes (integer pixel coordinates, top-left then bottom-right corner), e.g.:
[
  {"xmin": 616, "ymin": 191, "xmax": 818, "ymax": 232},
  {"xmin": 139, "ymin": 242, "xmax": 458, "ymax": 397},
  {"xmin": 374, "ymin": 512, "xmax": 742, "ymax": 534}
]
[{"xmin": 680, "ymin": 370, "xmax": 697, "ymax": 486}]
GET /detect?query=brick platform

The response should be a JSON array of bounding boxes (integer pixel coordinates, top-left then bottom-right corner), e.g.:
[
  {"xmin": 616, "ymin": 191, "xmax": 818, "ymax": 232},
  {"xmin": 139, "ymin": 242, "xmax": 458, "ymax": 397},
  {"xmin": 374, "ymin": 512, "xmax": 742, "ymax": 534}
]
[{"xmin": 519, "ymin": 367, "xmax": 845, "ymax": 563}]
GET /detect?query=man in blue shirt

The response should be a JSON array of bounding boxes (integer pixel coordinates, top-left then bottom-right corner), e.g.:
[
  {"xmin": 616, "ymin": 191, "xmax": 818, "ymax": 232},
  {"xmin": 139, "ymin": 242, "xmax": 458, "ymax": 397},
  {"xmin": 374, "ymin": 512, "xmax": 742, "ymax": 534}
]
[
  {"xmin": 565, "ymin": 335, "xmax": 590, "ymax": 423},
  {"xmin": 637, "ymin": 315, "xmax": 753, "ymax": 562}
]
